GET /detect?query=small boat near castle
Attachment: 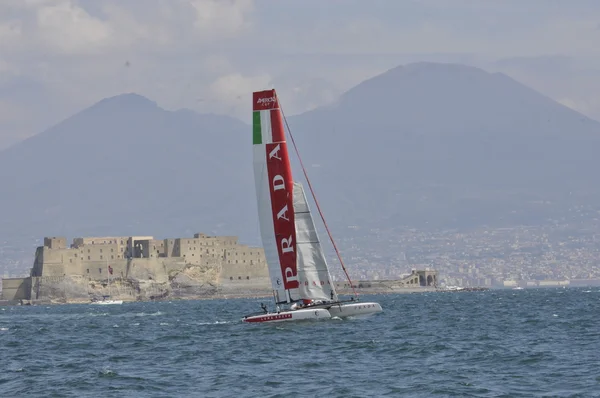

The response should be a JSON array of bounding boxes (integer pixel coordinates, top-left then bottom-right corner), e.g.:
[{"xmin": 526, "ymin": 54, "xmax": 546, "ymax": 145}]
[
  {"xmin": 242, "ymin": 89, "xmax": 382, "ymax": 323},
  {"xmin": 90, "ymin": 295, "xmax": 123, "ymax": 305}
]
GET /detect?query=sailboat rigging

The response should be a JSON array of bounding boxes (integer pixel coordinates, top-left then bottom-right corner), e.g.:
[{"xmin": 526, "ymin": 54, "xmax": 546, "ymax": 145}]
[{"xmin": 242, "ymin": 89, "xmax": 382, "ymax": 323}]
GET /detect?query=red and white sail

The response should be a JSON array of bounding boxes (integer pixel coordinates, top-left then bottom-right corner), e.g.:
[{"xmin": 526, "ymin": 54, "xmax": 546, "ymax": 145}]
[{"xmin": 253, "ymin": 90, "xmax": 299, "ymax": 303}]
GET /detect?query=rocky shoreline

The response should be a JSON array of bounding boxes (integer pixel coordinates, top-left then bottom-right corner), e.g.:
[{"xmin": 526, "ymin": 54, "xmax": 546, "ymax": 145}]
[{"xmin": 2, "ymin": 285, "xmax": 494, "ymax": 306}]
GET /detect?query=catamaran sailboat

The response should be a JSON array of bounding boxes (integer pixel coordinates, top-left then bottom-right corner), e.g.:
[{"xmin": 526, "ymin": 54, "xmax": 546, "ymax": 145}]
[{"xmin": 242, "ymin": 89, "xmax": 382, "ymax": 323}]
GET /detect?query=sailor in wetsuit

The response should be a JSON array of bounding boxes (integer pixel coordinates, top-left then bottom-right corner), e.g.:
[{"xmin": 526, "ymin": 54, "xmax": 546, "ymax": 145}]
[{"xmin": 260, "ymin": 303, "xmax": 268, "ymax": 314}]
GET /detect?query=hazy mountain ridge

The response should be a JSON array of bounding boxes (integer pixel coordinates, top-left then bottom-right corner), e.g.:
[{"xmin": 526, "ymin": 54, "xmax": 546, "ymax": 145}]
[
  {"xmin": 286, "ymin": 62, "xmax": 600, "ymax": 229},
  {"xmin": 1, "ymin": 63, "xmax": 599, "ymax": 244},
  {"xmin": 0, "ymin": 93, "xmax": 257, "ymax": 242}
]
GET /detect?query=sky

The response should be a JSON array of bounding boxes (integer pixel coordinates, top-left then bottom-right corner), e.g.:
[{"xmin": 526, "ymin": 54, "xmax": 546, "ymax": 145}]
[{"xmin": 0, "ymin": 0, "xmax": 599, "ymax": 149}]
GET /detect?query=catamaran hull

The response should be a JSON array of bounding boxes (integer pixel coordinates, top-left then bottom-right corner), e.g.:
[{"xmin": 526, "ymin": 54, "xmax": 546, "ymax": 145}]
[
  {"xmin": 242, "ymin": 308, "xmax": 331, "ymax": 323},
  {"xmin": 327, "ymin": 302, "xmax": 382, "ymax": 318}
]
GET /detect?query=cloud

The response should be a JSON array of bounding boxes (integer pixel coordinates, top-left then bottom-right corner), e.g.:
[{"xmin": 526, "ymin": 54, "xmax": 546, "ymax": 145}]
[
  {"xmin": 1, "ymin": 0, "xmax": 600, "ymax": 148},
  {"xmin": 249, "ymin": 0, "xmax": 600, "ymax": 57},
  {"xmin": 0, "ymin": 98, "xmax": 26, "ymax": 123},
  {"xmin": 0, "ymin": 0, "xmax": 255, "ymax": 56},
  {"xmin": 557, "ymin": 97, "xmax": 600, "ymax": 120},
  {"xmin": 209, "ymin": 73, "xmax": 271, "ymax": 119}
]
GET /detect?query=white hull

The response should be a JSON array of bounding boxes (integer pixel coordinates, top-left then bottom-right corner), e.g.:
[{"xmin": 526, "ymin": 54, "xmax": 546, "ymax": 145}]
[
  {"xmin": 327, "ymin": 302, "xmax": 383, "ymax": 318},
  {"xmin": 90, "ymin": 300, "xmax": 123, "ymax": 305},
  {"xmin": 242, "ymin": 308, "xmax": 331, "ymax": 323}
]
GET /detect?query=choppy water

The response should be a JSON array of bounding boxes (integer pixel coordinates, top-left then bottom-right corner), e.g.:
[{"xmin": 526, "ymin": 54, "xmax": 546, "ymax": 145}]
[{"xmin": 1, "ymin": 288, "xmax": 599, "ymax": 397}]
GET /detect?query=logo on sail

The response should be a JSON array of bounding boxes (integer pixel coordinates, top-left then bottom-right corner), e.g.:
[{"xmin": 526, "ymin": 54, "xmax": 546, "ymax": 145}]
[
  {"xmin": 253, "ymin": 90, "xmax": 279, "ymax": 111},
  {"xmin": 265, "ymin": 141, "xmax": 299, "ymax": 290},
  {"xmin": 257, "ymin": 96, "xmax": 276, "ymax": 105}
]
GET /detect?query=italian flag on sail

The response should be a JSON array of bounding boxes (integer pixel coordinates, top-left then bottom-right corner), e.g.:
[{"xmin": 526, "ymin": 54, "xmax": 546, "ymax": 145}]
[{"xmin": 252, "ymin": 90, "xmax": 299, "ymax": 301}]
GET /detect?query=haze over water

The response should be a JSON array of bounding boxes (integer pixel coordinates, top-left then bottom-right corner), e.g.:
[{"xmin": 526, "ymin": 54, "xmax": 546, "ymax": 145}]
[{"xmin": 1, "ymin": 288, "xmax": 599, "ymax": 397}]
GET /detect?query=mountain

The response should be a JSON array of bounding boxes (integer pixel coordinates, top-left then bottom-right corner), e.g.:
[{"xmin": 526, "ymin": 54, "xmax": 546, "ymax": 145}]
[
  {"xmin": 1, "ymin": 62, "xmax": 600, "ymax": 245},
  {"xmin": 0, "ymin": 93, "xmax": 257, "ymax": 243},
  {"xmin": 287, "ymin": 62, "xmax": 600, "ymax": 228}
]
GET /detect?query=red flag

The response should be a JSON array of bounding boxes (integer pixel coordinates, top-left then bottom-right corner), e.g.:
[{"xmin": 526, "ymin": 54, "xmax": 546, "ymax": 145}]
[{"xmin": 108, "ymin": 265, "xmax": 113, "ymax": 275}]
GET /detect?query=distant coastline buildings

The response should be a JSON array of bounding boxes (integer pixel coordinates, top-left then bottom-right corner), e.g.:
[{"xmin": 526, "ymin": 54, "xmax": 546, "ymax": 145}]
[
  {"xmin": 1, "ymin": 232, "xmax": 444, "ymax": 303},
  {"xmin": 1, "ymin": 233, "xmax": 269, "ymax": 302}
]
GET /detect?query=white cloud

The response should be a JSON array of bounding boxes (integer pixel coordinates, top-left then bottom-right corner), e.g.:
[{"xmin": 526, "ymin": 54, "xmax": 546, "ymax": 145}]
[
  {"xmin": 0, "ymin": 0, "xmax": 600, "ymax": 148},
  {"xmin": 209, "ymin": 73, "xmax": 271, "ymax": 119},
  {"xmin": 35, "ymin": 1, "xmax": 113, "ymax": 55},
  {"xmin": 189, "ymin": 0, "xmax": 253, "ymax": 38},
  {"xmin": 558, "ymin": 97, "xmax": 600, "ymax": 120},
  {"xmin": 0, "ymin": 0, "xmax": 255, "ymax": 56}
]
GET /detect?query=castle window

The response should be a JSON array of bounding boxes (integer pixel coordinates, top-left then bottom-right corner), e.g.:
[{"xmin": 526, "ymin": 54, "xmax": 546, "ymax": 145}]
[
  {"xmin": 69, "ymin": 259, "xmax": 72, "ymax": 263},
  {"xmin": 111, "ymin": 255, "xmax": 114, "ymax": 259},
  {"xmin": 230, "ymin": 277, "xmax": 233, "ymax": 280},
  {"xmin": 238, "ymin": 276, "xmax": 241, "ymax": 280},
  {"xmin": 88, "ymin": 256, "xmax": 90, "ymax": 260},
  {"xmin": 88, "ymin": 249, "xmax": 91, "ymax": 253},
  {"xmin": 246, "ymin": 276, "xmax": 249, "ymax": 280},
  {"xmin": 99, "ymin": 268, "xmax": 102, "ymax": 273},
  {"xmin": 86, "ymin": 269, "xmax": 89, "ymax": 274},
  {"xmin": 100, "ymin": 255, "xmax": 103, "ymax": 260},
  {"xmin": 100, "ymin": 249, "xmax": 103, "ymax": 253},
  {"xmin": 111, "ymin": 248, "xmax": 113, "ymax": 253},
  {"xmin": 75, "ymin": 254, "xmax": 77, "ymax": 258}
]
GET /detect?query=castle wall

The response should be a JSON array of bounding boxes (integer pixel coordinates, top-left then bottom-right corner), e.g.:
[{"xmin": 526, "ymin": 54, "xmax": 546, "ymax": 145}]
[
  {"xmin": 30, "ymin": 233, "xmax": 269, "ymax": 300},
  {"xmin": 1, "ymin": 277, "xmax": 31, "ymax": 300},
  {"xmin": 138, "ymin": 239, "xmax": 166, "ymax": 258},
  {"xmin": 82, "ymin": 258, "xmax": 128, "ymax": 279},
  {"xmin": 127, "ymin": 236, "xmax": 155, "ymax": 257},
  {"xmin": 39, "ymin": 246, "xmax": 71, "ymax": 276},
  {"xmin": 44, "ymin": 237, "xmax": 66, "ymax": 249},
  {"xmin": 220, "ymin": 246, "xmax": 269, "ymax": 290},
  {"xmin": 164, "ymin": 239, "xmax": 176, "ymax": 258}
]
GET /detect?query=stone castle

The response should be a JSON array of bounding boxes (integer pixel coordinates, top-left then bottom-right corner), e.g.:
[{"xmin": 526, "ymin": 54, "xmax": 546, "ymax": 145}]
[{"xmin": 1, "ymin": 233, "xmax": 270, "ymax": 302}]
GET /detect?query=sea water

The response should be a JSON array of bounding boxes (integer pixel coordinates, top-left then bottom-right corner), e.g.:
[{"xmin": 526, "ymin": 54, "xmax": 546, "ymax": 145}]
[{"xmin": 1, "ymin": 288, "xmax": 599, "ymax": 397}]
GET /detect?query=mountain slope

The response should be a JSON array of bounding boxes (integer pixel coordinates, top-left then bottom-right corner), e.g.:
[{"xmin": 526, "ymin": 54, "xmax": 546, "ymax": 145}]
[
  {"xmin": 286, "ymin": 62, "xmax": 600, "ymax": 229},
  {"xmin": 0, "ymin": 93, "xmax": 256, "ymax": 241},
  {"xmin": 1, "ymin": 62, "xmax": 600, "ymax": 244}
]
